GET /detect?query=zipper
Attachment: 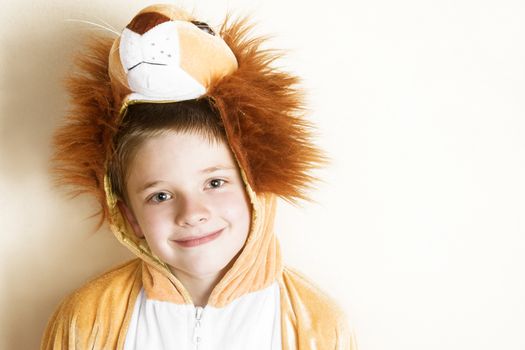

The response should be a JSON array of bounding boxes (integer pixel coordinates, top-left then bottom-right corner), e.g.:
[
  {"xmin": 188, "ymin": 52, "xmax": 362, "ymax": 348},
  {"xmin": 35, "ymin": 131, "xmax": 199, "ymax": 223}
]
[{"xmin": 193, "ymin": 306, "xmax": 204, "ymax": 349}]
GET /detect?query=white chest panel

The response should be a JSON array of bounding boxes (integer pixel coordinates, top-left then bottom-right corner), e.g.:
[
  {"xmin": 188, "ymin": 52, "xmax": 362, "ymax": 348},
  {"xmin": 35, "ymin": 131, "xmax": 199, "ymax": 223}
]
[{"xmin": 124, "ymin": 282, "xmax": 282, "ymax": 350}]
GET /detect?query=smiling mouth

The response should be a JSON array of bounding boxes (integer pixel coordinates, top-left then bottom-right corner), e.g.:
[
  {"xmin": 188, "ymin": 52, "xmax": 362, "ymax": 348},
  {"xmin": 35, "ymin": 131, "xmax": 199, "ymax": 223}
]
[
  {"xmin": 174, "ymin": 229, "xmax": 224, "ymax": 248},
  {"xmin": 128, "ymin": 61, "xmax": 168, "ymax": 71}
]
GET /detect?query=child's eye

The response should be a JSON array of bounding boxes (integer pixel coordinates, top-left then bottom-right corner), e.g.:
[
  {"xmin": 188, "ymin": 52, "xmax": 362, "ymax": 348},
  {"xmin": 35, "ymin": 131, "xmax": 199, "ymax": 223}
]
[
  {"xmin": 150, "ymin": 192, "xmax": 172, "ymax": 203},
  {"xmin": 207, "ymin": 179, "xmax": 225, "ymax": 189}
]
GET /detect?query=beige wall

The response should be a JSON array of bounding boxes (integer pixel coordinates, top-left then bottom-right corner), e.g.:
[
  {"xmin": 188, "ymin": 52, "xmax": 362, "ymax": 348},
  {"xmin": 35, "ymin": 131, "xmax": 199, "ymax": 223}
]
[{"xmin": 2, "ymin": 1, "xmax": 525, "ymax": 349}]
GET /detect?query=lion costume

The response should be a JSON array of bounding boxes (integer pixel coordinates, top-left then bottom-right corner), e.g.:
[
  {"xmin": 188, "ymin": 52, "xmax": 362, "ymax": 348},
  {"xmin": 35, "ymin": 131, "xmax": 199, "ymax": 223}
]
[{"xmin": 41, "ymin": 4, "xmax": 357, "ymax": 349}]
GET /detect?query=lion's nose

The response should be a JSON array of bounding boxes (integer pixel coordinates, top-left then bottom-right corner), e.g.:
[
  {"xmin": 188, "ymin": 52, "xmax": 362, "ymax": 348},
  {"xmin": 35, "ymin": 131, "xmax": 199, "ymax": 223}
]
[{"xmin": 126, "ymin": 12, "xmax": 171, "ymax": 35}]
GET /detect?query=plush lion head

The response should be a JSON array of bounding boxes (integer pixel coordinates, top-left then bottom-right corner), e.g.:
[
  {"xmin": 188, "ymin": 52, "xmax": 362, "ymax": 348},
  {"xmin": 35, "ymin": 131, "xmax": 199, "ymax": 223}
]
[{"xmin": 53, "ymin": 4, "xmax": 325, "ymax": 226}]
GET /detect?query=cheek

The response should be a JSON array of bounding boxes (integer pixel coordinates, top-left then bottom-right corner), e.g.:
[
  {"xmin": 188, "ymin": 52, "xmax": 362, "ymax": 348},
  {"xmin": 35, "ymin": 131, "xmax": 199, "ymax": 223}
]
[
  {"xmin": 136, "ymin": 206, "xmax": 172, "ymax": 237},
  {"xmin": 213, "ymin": 190, "xmax": 251, "ymax": 229}
]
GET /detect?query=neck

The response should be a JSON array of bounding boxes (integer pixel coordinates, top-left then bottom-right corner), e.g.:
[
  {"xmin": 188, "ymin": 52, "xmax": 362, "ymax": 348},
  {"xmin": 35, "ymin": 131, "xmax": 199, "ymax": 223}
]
[
  {"xmin": 168, "ymin": 251, "xmax": 242, "ymax": 307},
  {"xmin": 183, "ymin": 274, "xmax": 220, "ymax": 307},
  {"xmin": 170, "ymin": 268, "xmax": 225, "ymax": 307}
]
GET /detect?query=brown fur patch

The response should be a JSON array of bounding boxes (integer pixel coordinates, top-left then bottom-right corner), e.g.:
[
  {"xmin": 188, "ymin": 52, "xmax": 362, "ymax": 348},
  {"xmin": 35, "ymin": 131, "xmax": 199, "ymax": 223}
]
[{"xmin": 126, "ymin": 12, "xmax": 171, "ymax": 35}]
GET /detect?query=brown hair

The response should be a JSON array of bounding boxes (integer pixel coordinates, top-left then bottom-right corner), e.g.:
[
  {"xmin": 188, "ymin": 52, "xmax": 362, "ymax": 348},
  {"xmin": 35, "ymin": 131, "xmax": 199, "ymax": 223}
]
[{"xmin": 107, "ymin": 98, "xmax": 227, "ymax": 204}]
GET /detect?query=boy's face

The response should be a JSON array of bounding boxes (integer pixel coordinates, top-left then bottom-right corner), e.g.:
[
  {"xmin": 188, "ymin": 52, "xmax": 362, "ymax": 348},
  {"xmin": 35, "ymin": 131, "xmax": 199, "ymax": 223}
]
[{"xmin": 120, "ymin": 131, "xmax": 251, "ymax": 280}]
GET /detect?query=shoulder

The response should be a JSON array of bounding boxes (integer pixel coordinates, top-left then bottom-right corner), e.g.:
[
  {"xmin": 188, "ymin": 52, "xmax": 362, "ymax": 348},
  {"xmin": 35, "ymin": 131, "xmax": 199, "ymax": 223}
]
[
  {"xmin": 281, "ymin": 266, "xmax": 347, "ymax": 319},
  {"xmin": 280, "ymin": 266, "xmax": 357, "ymax": 349},
  {"xmin": 63, "ymin": 258, "xmax": 142, "ymax": 311},
  {"xmin": 41, "ymin": 259, "xmax": 143, "ymax": 350}
]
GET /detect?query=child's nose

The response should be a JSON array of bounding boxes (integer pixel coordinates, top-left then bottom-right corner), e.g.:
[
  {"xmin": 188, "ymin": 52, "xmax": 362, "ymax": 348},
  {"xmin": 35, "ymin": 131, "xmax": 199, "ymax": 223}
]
[{"xmin": 174, "ymin": 195, "xmax": 210, "ymax": 227}]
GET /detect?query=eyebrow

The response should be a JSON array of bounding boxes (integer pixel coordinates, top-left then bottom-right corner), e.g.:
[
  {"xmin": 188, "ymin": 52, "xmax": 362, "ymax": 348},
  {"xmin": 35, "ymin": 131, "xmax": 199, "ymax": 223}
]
[
  {"xmin": 138, "ymin": 181, "xmax": 163, "ymax": 193},
  {"xmin": 200, "ymin": 165, "xmax": 236, "ymax": 174},
  {"xmin": 136, "ymin": 166, "xmax": 236, "ymax": 193}
]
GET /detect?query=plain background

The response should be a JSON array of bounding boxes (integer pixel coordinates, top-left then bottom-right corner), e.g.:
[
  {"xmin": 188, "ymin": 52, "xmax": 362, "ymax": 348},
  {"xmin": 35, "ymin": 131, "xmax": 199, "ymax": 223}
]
[{"xmin": 1, "ymin": 0, "xmax": 525, "ymax": 349}]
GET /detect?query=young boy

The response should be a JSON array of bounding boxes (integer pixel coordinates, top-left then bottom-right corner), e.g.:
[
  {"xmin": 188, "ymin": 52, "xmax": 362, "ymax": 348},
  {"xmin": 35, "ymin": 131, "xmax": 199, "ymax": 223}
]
[{"xmin": 42, "ymin": 4, "xmax": 357, "ymax": 349}]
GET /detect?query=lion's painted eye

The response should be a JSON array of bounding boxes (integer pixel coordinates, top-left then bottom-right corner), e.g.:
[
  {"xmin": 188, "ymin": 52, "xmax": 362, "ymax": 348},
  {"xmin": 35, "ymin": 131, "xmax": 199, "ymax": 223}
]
[{"xmin": 191, "ymin": 21, "xmax": 215, "ymax": 36}]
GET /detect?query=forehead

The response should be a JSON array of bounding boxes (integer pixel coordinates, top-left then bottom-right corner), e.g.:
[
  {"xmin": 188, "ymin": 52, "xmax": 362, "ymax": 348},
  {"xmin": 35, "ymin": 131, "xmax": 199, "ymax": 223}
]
[{"xmin": 128, "ymin": 131, "xmax": 238, "ymax": 181}]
